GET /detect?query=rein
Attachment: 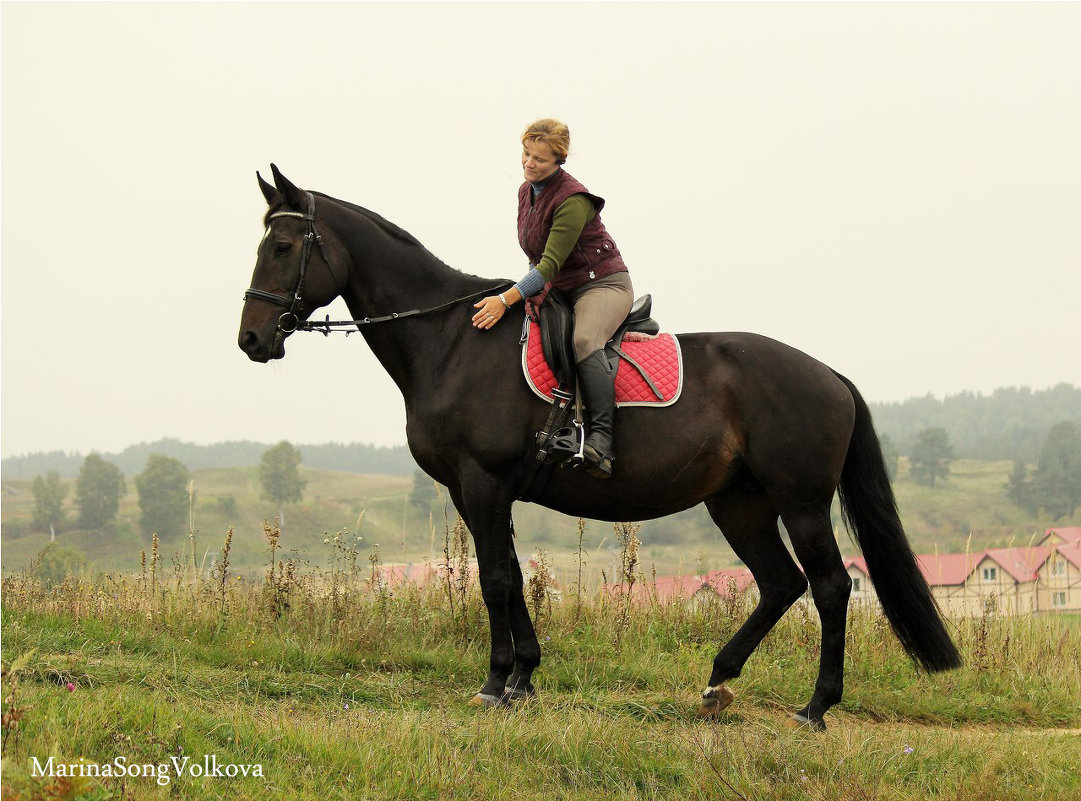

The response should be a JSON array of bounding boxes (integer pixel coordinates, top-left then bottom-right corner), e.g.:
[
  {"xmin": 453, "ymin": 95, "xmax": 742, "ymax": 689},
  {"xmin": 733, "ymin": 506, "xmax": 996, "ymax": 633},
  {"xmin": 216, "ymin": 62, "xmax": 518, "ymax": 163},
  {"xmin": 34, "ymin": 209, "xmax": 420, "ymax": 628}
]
[
  {"xmin": 244, "ymin": 191, "xmax": 511, "ymax": 338},
  {"xmin": 299, "ymin": 283, "xmax": 512, "ymax": 336}
]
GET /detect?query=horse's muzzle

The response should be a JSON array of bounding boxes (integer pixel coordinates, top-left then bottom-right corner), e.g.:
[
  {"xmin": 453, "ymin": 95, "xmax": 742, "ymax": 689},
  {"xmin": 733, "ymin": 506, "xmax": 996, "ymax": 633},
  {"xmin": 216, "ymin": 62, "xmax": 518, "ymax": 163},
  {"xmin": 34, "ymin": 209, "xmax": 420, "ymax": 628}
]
[{"xmin": 238, "ymin": 329, "xmax": 284, "ymax": 363}]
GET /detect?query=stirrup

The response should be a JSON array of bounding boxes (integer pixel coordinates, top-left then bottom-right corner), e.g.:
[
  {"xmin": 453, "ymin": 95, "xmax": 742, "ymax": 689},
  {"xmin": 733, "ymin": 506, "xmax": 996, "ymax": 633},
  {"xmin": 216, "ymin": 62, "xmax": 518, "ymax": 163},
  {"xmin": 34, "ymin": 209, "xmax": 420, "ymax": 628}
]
[
  {"xmin": 550, "ymin": 419, "xmax": 588, "ymax": 470},
  {"xmin": 546, "ymin": 425, "xmax": 581, "ymax": 465},
  {"xmin": 568, "ymin": 418, "xmax": 587, "ymax": 468}
]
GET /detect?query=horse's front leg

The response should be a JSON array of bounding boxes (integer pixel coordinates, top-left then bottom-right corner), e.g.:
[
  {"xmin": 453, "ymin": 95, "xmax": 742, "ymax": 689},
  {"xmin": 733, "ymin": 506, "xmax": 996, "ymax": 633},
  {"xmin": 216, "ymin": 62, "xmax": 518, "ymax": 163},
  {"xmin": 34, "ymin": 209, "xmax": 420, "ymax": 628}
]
[
  {"xmin": 504, "ymin": 532, "xmax": 540, "ymax": 701},
  {"xmin": 451, "ymin": 471, "xmax": 537, "ymax": 706}
]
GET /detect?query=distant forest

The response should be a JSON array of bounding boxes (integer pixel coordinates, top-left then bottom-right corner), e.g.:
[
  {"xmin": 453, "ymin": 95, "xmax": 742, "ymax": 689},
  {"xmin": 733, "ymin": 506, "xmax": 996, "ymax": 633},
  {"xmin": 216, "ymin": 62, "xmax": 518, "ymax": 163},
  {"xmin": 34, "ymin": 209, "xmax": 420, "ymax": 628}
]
[
  {"xmin": 869, "ymin": 383, "xmax": 1080, "ymax": 463},
  {"xmin": 3, "ymin": 384, "xmax": 1078, "ymax": 479},
  {"xmin": 0, "ymin": 439, "xmax": 419, "ymax": 479}
]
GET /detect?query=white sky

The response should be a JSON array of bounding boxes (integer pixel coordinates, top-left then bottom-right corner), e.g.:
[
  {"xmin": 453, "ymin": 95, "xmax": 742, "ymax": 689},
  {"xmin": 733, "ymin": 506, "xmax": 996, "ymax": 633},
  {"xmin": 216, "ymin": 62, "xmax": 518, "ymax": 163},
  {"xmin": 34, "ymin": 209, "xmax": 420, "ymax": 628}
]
[{"xmin": 2, "ymin": 1, "xmax": 1079, "ymax": 459}]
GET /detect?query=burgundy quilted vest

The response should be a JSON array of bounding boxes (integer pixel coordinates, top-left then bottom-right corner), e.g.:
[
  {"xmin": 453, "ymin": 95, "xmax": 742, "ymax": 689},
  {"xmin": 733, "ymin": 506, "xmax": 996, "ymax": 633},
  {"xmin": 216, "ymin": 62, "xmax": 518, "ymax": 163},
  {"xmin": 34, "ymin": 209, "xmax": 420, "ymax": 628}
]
[{"xmin": 517, "ymin": 169, "xmax": 628, "ymax": 292}]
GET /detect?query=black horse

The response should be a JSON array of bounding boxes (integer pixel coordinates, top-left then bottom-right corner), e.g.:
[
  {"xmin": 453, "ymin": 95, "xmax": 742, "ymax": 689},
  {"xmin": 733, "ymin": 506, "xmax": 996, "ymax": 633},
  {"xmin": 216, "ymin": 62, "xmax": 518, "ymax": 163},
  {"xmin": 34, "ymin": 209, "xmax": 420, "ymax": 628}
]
[{"xmin": 239, "ymin": 165, "xmax": 960, "ymax": 730}]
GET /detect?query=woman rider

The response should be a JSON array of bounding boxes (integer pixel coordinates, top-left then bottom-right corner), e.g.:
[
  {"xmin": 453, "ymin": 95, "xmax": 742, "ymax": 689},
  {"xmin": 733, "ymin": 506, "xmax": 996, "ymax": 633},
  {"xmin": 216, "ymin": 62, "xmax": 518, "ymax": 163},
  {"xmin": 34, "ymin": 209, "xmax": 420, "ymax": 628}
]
[{"xmin": 472, "ymin": 119, "xmax": 633, "ymax": 479}]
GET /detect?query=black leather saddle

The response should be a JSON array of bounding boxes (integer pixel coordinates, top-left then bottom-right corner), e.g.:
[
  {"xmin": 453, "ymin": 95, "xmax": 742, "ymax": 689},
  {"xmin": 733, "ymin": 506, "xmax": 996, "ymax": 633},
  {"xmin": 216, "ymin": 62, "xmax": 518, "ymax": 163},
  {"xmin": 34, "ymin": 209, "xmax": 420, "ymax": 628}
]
[{"xmin": 537, "ymin": 289, "xmax": 660, "ymax": 391}]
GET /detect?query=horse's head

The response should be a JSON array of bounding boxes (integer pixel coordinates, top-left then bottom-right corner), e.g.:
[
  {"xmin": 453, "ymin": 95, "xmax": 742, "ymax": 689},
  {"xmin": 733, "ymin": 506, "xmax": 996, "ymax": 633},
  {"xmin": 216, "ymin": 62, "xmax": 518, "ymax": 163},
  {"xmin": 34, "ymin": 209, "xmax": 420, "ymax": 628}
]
[{"xmin": 238, "ymin": 165, "xmax": 348, "ymax": 362}]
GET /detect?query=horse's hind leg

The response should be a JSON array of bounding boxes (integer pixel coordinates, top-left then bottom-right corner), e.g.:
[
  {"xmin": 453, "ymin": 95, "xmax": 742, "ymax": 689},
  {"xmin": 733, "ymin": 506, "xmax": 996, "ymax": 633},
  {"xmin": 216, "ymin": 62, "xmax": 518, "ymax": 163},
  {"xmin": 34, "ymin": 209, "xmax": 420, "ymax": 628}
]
[
  {"xmin": 780, "ymin": 504, "xmax": 853, "ymax": 730},
  {"xmin": 700, "ymin": 489, "xmax": 809, "ymax": 717}
]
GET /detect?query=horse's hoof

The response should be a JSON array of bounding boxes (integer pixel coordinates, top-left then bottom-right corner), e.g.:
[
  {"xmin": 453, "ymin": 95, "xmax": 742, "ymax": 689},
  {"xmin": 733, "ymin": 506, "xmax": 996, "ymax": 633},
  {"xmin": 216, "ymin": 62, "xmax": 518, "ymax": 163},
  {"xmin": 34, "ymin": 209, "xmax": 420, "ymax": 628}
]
[
  {"xmin": 470, "ymin": 693, "xmax": 506, "ymax": 709},
  {"xmin": 697, "ymin": 684, "xmax": 735, "ymax": 718},
  {"xmin": 791, "ymin": 712, "xmax": 827, "ymax": 731},
  {"xmin": 502, "ymin": 686, "xmax": 535, "ymax": 704}
]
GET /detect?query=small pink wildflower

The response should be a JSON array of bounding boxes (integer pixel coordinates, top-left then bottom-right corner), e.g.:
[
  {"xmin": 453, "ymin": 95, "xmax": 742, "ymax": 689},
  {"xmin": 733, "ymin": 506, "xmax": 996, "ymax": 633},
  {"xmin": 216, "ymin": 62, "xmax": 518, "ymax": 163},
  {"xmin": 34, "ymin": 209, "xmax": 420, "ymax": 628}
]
[{"xmin": 66, "ymin": 682, "xmax": 75, "ymax": 692}]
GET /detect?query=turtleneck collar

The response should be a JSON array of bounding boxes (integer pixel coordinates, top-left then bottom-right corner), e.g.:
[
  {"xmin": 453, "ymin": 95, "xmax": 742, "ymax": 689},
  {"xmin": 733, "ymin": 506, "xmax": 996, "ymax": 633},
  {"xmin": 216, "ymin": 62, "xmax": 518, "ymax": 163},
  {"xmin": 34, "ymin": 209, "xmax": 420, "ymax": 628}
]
[{"xmin": 529, "ymin": 168, "xmax": 562, "ymax": 197}]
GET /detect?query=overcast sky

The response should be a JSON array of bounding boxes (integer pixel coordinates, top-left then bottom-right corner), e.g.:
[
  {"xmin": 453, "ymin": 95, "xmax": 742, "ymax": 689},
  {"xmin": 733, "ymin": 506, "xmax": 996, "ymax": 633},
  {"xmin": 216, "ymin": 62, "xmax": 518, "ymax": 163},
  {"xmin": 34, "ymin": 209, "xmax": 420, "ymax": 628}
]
[{"xmin": 2, "ymin": 2, "xmax": 1079, "ymax": 459}]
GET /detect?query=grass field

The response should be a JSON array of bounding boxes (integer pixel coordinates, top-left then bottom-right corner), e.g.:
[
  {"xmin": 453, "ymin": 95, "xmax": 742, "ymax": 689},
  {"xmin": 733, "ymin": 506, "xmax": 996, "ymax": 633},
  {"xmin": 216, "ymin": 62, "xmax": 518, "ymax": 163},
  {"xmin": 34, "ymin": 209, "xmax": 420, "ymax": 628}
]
[{"xmin": 2, "ymin": 522, "xmax": 1079, "ymax": 801}]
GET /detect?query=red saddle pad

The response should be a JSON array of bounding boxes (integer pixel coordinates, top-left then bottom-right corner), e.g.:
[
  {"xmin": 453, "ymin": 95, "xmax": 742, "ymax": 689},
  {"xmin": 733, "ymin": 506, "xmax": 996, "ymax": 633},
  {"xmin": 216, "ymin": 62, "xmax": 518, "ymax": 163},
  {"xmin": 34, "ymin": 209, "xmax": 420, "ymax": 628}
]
[{"xmin": 521, "ymin": 319, "xmax": 683, "ymax": 406}]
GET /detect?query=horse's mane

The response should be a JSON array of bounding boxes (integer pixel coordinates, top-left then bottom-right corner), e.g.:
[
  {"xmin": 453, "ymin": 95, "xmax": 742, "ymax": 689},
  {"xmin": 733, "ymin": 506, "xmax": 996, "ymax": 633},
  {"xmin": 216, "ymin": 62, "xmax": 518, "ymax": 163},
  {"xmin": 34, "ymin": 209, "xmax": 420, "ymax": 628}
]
[
  {"xmin": 312, "ymin": 191, "xmax": 499, "ymax": 285},
  {"xmin": 312, "ymin": 192, "xmax": 426, "ymax": 250}
]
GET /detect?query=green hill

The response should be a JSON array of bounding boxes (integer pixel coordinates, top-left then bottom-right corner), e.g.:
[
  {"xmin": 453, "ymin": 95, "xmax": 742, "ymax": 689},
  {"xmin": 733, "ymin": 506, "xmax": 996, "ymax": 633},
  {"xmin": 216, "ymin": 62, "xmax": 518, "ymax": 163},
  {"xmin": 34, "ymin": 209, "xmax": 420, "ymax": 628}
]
[
  {"xmin": 889, "ymin": 457, "xmax": 1075, "ymax": 552},
  {"xmin": 0, "ymin": 467, "xmax": 422, "ymax": 577},
  {"xmin": 3, "ymin": 457, "xmax": 1077, "ymax": 580}
]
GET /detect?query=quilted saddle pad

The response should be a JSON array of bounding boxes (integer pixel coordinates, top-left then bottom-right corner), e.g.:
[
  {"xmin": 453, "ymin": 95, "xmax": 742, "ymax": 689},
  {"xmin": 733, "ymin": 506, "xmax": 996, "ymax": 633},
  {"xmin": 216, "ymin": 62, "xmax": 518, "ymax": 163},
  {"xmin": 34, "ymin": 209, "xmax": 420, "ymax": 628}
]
[{"xmin": 521, "ymin": 319, "xmax": 683, "ymax": 407}]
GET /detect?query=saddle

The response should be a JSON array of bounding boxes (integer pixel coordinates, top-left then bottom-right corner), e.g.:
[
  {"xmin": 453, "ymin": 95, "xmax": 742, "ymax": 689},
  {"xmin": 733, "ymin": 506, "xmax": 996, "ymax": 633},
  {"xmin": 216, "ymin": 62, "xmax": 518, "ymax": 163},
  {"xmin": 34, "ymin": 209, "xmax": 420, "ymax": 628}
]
[
  {"xmin": 516, "ymin": 289, "xmax": 682, "ymax": 500},
  {"xmin": 536, "ymin": 289, "xmax": 661, "ymax": 390}
]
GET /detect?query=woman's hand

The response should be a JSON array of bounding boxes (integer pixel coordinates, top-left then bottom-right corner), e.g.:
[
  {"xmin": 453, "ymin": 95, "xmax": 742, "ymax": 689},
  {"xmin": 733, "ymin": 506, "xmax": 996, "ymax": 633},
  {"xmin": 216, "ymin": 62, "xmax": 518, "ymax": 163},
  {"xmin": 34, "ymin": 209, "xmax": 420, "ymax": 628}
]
[
  {"xmin": 471, "ymin": 288, "xmax": 521, "ymax": 330},
  {"xmin": 472, "ymin": 296, "xmax": 505, "ymax": 329}
]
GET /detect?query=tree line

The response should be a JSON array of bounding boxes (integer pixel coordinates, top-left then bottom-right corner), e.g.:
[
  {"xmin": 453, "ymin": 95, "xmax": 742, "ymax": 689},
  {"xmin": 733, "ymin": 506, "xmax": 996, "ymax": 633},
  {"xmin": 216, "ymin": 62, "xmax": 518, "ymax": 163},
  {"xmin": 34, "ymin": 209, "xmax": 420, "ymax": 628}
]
[
  {"xmin": 883, "ymin": 420, "xmax": 1081, "ymax": 521},
  {"xmin": 29, "ymin": 442, "xmax": 308, "ymax": 540},
  {"xmin": 5, "ymin": 384, "xmax": 1078, "ymax": 479},
  {"xmin": 870, "ymin": 383, "xmax": 1080, "ymax": 462},
  {"xmin": 3, "ymin": 439, "xmax": 417, "ymax": 480}
]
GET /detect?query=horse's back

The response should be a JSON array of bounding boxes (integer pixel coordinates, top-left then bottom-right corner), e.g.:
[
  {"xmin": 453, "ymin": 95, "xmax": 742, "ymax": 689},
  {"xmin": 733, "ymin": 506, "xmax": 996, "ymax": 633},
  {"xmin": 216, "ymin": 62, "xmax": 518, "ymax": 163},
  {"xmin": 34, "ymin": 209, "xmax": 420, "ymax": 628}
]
[
  {"xmin": 676, "ymin": 330, "xmax": 856, "ymax": 501},
  {"xmin": 677, "ymin": 330, "xmax": 852, "ymax": 413}
]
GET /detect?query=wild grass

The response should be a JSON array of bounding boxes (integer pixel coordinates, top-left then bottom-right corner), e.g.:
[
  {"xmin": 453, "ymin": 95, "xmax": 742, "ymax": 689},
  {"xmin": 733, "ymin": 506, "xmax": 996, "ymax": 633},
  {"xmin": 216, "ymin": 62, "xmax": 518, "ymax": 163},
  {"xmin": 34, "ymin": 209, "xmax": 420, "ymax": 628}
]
[{"xmin": 1, "ymin": 520, "xmax": 1079, "ymax": 800}]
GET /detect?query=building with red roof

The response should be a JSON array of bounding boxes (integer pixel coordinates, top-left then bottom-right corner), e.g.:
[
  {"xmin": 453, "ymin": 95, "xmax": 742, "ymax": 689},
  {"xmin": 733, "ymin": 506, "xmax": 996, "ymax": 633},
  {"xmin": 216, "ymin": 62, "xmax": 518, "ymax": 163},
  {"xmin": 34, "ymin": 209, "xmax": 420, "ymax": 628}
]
[
  {"xmin": 1038, "ymin": 530, "xmax": 1081, "ymax": 612},
  {"xmin": 883, "ymin": 534, "xmax": 1080, "ymax": 616},
  {"xmin": 1040, "ymin": 527, "xmax": 1081, "ymax": 546},
  {"xmin": 617, "ymin": 533, "xmax": 1080, "ymax": 618},
  {"xmin": 606, "ymin": 567, "xmax": 757, "ymax": 608},
  {"xmin": 843, "ymin": 557, "xmax": 875, "ymax": 605}
]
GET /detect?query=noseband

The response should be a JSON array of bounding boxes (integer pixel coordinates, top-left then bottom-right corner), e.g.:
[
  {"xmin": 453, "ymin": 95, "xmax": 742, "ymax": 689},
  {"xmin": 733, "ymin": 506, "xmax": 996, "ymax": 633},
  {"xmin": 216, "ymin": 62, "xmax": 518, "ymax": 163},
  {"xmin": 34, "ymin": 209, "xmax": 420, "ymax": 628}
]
[{"xmin": 244, "ymin": 191, "xmax": 341, "ymax": 344}]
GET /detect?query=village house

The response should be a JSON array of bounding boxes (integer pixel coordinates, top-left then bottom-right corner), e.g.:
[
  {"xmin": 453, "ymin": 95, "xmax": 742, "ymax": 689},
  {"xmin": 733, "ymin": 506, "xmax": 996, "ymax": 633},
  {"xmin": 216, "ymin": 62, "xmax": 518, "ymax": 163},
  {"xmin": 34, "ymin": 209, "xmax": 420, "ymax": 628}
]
[
  {"xmin": 856, "ymin": 527, "xmax": 1080, "ymax": 617},
  {"xmin": 640, "ymin": 527, "xmax": 1080, "ymax": 618},
  {"xmin": 844, "ymin": 556, "xmax": 874, "ymax": 605},
  {"xmin": 607, "ymin": 567, "xmax": 757, "ymax": 609},
  {"xmin": 1037, "ymin": 527, "xmax": 1081, "ymax": 613},
  {"xmin": 370, "ymin": 528, "xmax": 1079, "ymax": 619},
  {"xmin": 367, "ymin": 559, "xmax": 478, "ymax": 594}
]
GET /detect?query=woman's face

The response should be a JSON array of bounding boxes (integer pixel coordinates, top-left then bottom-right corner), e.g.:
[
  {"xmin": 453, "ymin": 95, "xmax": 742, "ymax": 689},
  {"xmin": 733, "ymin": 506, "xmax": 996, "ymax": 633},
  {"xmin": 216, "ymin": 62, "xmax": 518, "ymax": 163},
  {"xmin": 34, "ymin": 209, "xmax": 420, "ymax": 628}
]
[{"xmin": 522, "ymin": 139, "xmax": 561, "ymax": 183}]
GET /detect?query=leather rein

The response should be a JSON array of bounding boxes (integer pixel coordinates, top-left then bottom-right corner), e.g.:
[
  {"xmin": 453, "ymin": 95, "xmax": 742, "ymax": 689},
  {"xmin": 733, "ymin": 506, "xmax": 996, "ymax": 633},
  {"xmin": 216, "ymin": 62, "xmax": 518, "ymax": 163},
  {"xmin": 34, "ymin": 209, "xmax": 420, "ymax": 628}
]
[{"xmin": 244, "ymin": 191, "xmax": 510, "ymax": 338}]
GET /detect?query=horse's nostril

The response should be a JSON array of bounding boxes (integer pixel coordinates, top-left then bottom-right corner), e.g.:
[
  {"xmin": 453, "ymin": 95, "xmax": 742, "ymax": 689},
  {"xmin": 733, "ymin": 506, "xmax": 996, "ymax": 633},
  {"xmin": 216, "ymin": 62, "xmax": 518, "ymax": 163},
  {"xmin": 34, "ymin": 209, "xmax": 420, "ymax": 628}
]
[{"xmin": 239, "ymin": 330, "xmax": 260, "ymax": 354}]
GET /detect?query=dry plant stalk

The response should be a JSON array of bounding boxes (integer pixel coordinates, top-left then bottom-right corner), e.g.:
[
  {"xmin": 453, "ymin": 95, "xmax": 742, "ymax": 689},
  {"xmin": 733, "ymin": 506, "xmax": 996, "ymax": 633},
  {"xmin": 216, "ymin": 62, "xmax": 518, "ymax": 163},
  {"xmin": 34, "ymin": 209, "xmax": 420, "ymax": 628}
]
[
  {"xmin": 150, "ymin": 533, "xmax": 160, "ymax": 603},
  {"xmin": 214, "ymin": 526, "xmax": 234, "ymax": 617},
  {"xmin": 573, "ymin": 517, "xmax": 587, "ymax": 622},
  {"xmin": 527, "ymin": 548, "xmax": 552, "ymax": 625},
  {"xmin": 614, "ymin": 521, "xmax": 641, "ymax": 647},
  {"xmin": 366, "ymin": 543, "xmax": 390, "ymax": 622},
  {"xmin": 441, "ymin": 515, "xmax": 473, "ymax": 636},
  {"xmin": 263, "ymin": 517, "xmax": 295, "ymax": 617}
]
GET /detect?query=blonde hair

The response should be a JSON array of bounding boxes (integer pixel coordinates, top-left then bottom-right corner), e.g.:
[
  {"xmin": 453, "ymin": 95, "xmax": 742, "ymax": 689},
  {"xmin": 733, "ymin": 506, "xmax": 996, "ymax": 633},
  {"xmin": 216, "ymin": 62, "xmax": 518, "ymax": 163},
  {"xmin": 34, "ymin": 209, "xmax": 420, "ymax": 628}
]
[{"xmin": 522, "ymin": 118, "xmax": 570, "ymax": 164}]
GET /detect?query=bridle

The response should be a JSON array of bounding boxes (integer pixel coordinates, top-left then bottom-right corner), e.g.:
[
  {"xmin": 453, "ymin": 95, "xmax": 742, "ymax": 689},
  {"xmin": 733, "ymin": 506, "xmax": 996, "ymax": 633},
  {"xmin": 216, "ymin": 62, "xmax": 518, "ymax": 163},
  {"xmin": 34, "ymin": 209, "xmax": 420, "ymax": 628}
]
[
  {"xmin": 243, "ymin": 191, "xmax": 511, "ymax": 340},
  {"xmin": 244, "ymin": 192, "xmax": 340, "ymax": 347}
]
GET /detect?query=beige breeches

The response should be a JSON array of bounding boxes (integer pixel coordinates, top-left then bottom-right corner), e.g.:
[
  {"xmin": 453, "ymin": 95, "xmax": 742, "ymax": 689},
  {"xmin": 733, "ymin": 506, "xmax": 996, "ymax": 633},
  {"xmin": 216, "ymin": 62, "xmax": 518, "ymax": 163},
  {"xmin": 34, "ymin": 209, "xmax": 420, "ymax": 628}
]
[{"xmin": 567, "ymin": 271, "xmax": 634, "ymax": 363}]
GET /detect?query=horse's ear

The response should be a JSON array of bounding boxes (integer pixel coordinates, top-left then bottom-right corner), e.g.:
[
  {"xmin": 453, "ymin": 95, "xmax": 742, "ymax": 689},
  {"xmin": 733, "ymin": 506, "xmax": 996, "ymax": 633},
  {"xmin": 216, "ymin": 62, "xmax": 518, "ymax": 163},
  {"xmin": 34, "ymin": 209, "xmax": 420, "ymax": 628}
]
[
  {"xmin": 257, "ymin": 171, "xmax": 278, "ymax": 205},
  {"xmin": 270, "ymin": 163, "xmax": 307, "ymax": 210}
]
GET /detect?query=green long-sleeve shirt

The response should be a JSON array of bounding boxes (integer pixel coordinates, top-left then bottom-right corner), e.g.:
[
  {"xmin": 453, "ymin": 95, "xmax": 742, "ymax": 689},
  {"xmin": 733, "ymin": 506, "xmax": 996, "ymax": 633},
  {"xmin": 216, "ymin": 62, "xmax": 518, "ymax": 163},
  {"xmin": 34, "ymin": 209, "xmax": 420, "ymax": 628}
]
[{"xmin": 534, "ymin": 194, "xmax": 598, "ymax": 281}]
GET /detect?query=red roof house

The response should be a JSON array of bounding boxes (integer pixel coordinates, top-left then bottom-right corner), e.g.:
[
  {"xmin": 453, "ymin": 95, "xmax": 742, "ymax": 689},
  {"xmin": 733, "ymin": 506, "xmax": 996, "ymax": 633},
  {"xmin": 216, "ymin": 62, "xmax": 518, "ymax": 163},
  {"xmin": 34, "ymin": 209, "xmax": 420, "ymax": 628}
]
[{"xmin": 1041, "ymin": 527, "xmax": 1081, "ymax": 546}]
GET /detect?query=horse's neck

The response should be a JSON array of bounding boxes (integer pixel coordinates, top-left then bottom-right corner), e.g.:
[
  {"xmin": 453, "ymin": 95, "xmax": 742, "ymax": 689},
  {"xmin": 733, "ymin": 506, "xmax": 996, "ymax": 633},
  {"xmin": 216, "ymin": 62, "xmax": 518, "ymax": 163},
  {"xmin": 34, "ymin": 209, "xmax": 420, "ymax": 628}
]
[{"xmin": 333, "ymin": 205, "xmax": 495, "ymax": 400}]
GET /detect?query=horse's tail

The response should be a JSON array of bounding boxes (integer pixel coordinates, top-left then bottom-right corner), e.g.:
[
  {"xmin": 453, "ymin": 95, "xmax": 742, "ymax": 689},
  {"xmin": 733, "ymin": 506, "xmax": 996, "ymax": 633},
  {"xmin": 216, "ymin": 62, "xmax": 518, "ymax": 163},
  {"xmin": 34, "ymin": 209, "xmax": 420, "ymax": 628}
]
[{"xmin": 833, "ymin": 371, "xmax": 962, "ymax": 672}]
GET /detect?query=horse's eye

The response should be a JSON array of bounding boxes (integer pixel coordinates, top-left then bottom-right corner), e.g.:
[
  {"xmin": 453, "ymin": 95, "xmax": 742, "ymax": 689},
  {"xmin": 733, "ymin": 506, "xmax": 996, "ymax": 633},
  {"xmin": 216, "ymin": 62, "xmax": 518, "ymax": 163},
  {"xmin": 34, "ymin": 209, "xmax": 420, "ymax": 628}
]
[{"xmin": 274, "ymin": 240, "xmax": 292, "ymax": 255}]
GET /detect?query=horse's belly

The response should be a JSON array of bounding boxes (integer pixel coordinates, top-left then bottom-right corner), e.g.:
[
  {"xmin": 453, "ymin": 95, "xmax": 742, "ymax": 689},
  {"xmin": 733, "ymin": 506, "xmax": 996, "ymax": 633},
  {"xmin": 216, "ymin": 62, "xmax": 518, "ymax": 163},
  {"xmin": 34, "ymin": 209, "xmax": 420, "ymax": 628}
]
[
  {"xmin": 535, "ymin": 493, "xmax": 702, "ymax": 523},
  {"xmin": 531, "ymin": 456, "xmax": 728, "ymax": 522}
]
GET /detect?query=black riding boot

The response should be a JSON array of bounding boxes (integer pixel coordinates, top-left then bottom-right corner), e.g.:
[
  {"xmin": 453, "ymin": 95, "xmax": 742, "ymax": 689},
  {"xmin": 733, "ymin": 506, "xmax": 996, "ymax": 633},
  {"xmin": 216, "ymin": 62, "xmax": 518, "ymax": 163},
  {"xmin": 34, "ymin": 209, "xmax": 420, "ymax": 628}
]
[{"xmin": 577, "ymin": 349, "xmax": 617, "ymax": 479}]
